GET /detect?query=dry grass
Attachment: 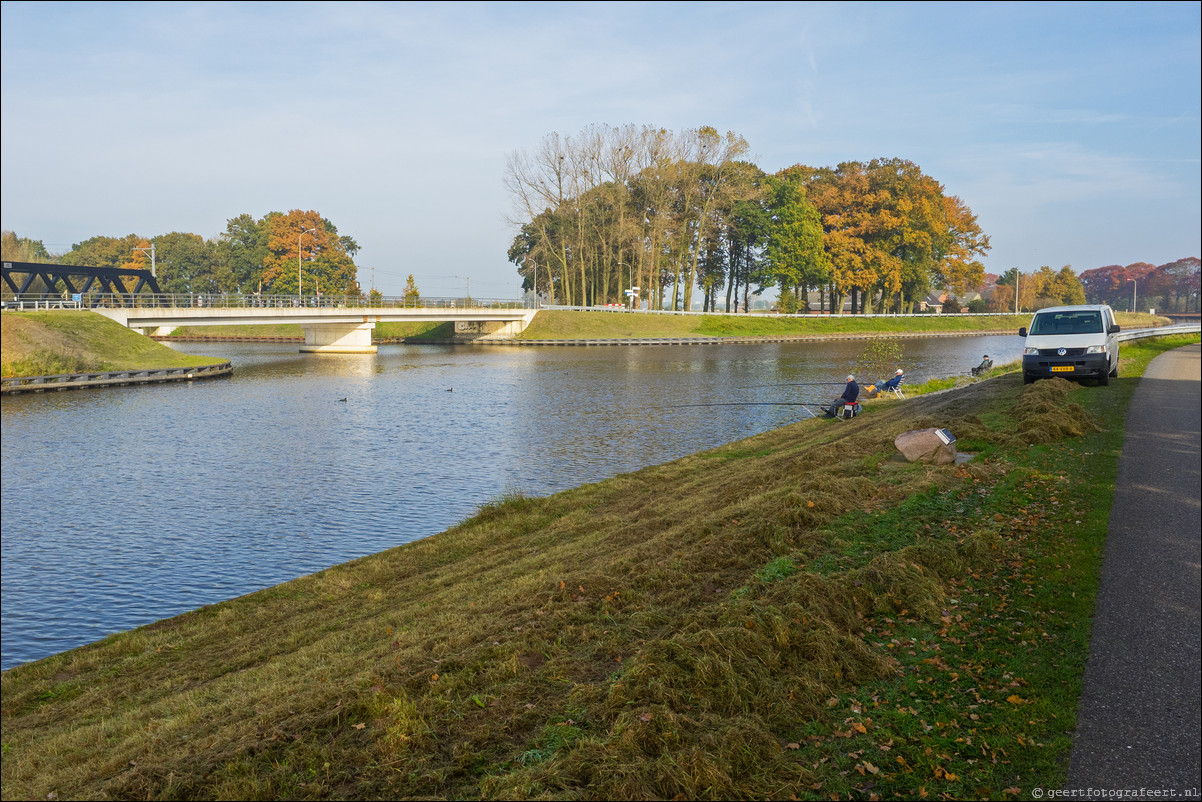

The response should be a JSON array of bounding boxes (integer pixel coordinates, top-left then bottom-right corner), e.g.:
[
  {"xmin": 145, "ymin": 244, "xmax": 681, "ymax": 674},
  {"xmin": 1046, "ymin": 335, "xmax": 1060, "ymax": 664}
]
[{"xmin": 3, "ymin": 336, "xmax": 1192, "ymax": 800}]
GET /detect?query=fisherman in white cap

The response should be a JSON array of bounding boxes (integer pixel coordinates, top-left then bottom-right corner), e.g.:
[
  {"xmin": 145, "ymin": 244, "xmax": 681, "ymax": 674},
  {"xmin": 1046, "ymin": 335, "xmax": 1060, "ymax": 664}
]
[{"xmin": 865, "ymin": 368, "xmax": 905, "ymax": 396}]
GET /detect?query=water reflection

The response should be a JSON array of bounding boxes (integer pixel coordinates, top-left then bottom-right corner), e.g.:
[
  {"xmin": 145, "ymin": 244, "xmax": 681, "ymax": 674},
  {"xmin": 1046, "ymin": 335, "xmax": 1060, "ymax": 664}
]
[{"xmin": 1, "ymin": 334, "xmax": 1022, "ymax": 669}]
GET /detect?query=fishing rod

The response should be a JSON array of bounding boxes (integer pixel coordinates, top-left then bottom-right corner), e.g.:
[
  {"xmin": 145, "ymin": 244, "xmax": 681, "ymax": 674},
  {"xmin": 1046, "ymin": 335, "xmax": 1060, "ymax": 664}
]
[
  {"xmin": 665, "ymin": 400, "xmax": 835, "ymax": 410},
  {"xmin": 739, "ymin": 381, "xmax": 848, "ymax": 389}
]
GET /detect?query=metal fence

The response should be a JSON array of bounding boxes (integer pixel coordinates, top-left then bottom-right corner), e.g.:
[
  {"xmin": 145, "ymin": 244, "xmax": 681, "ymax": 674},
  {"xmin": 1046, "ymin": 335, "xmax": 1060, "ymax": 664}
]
[{"xmin": 2, "ymin": 293, "xmax": 533, "ymax": 311}]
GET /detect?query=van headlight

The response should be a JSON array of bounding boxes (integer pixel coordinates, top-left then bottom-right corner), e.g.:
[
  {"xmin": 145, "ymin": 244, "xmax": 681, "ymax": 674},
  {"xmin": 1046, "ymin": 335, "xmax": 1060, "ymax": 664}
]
[
  {"xmin": 1024, "ymin": 347, "xmax": 1039, "ymax": 355},
  {"xmin": 1085, "ymin": 345, "xmax": 1107, "ymax": 354}
]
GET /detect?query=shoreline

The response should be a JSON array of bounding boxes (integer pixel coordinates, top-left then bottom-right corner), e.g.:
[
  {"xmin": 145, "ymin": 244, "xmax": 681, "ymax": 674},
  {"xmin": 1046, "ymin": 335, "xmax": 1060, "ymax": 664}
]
[
  {"xmin": 1, "ymin": 361, "xmax": 232, "ymax": 394},
  {"xmin": 153, "ymin": 329, "xmax": 1017, "ymax": 346}
]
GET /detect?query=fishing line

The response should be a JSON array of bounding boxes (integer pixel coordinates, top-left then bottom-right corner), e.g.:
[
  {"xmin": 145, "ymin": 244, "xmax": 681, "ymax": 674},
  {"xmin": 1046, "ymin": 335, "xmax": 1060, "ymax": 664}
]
[{"xmin": 666, "ymin": 401, "xmax": 831, "ymax": 409}]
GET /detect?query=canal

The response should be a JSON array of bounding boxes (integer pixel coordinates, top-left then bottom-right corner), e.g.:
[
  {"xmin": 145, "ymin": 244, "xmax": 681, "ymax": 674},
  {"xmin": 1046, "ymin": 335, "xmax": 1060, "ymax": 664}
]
[{"xmin": 0, "ymin": 334, "xmax": 1021, "ymax": 669}]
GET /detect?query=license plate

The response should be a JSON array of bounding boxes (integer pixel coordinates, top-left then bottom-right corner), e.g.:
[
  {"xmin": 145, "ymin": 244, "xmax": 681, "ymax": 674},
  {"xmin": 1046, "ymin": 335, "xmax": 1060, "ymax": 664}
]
[{"xmin": 1051, "ymin": 366, "xmax": 1074, "ymax": 373}]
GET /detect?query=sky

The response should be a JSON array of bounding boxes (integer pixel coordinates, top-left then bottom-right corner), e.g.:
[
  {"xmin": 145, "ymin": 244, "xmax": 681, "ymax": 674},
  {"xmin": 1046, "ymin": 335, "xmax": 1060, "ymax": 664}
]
[{"xmin": 2, "ymin": 1, "xmax": 1199, "ymax": 299}]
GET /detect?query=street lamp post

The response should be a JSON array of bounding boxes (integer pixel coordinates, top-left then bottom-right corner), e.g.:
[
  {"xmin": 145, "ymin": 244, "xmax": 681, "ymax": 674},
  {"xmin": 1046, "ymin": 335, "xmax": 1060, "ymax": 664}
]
[
  {"xmin": 133, "ymin": 243, "xmax": 156, "ymax": 279},
  {"xmin": 298, "ymin": 228, "xmax": 316, "ymax": 300},
  {"xmin": 1129, "ymin": 278, "xmax": 1137, "ymax": 313}
]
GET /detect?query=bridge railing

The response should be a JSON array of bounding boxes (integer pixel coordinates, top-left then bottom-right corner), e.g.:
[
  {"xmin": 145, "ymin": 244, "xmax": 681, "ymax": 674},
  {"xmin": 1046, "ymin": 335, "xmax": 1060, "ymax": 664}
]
[{"xmin": 2, "ymin": 293, "xmax": 534, "ymax": 311}]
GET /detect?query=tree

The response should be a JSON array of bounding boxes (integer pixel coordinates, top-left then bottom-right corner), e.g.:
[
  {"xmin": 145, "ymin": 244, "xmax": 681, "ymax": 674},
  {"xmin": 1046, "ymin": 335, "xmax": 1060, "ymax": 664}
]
[
  {"xmin": 261, "ymin": 209, "xmax": 358, "ymax": 295},
  {"xmin": 1, "ymin": 231, "xmax": 51, "ymax": 262},
  {"xmin": 1144, "ymin": 257, "xmax": 1200, "ymax": 312},
  {"xmin": 856, "ymin": 338, "xmax": 907, "ymax": 383},
  {"xmin": 763, "ymin": 173, "xmax": 826, "ymax": 312},
  {"xmin": 403, "ymin": 274, "xmax": 420, "ymax": 305},
  {"xmin": 219, "ymin": 213, "xmax": 273, "ymax": 293},
  {"xmin": 149, "ymin": 232, "xmax": 217, "ymax": 294},
  {"xmin": 1050, "ymin": 266, "xmax": 1086, "ymax": 305},
  {"xmin": 724, "ymin": 197, "xmax": 771, "ymax": 313}
]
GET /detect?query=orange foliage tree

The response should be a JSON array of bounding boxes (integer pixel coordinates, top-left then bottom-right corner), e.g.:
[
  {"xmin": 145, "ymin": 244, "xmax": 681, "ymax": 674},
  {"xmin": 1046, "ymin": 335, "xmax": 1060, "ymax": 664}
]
[{"xmin": 261, "ymin": 210, "xmax": 358, "ymax": 295}]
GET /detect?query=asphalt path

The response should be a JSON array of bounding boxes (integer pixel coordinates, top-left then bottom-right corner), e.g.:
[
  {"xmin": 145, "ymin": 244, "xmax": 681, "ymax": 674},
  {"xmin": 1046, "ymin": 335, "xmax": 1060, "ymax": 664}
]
[{"xmin": 1067, "ymin": 344, "xmax": 1201, "ymax": 798}]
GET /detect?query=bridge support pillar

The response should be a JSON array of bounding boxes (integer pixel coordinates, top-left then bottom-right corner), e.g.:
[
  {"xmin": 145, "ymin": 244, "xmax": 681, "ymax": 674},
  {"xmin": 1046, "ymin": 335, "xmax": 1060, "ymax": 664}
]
[{"xmin": 299, "ymin": 322, "xmax": 377, "ymax": 354}]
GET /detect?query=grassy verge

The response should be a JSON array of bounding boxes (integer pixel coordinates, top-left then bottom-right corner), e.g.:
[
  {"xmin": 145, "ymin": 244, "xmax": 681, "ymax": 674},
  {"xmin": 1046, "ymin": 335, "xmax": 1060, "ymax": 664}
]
[
  {"xmin": 516, "ymin": 310, "xmax": 1165, "ymax": 340},
  {"xmin": 1, "ymin": 311, "xmax": 224, "ymax": 377},
  {"xmin": 1, "ymin": 333, "xmax": 1196, "ymax": 800},
  {"xmin": 152, "ymin": 311, "xmax": 1166, "ymax": 343}
]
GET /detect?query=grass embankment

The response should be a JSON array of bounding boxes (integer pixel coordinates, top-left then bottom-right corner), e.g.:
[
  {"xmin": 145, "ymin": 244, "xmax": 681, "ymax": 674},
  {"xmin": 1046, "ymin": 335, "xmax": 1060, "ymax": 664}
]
[
  {"xmin": 162, "ymin": 311, "xmax": 1166, "ymax": 342},
  {"xmin": 2, "ymin": 334, "xmax": 1196, "ymax": 801},
  {"xmin": 0, "ymin": 311, "xmax": 224, "ymax": 378},
  {"xmin": 514, "ymin": 310, "xmax": 1165, "ymax": 340}
]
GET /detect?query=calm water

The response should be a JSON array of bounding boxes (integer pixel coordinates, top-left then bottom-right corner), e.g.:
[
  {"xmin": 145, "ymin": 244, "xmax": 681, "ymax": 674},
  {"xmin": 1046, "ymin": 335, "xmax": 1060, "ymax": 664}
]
[{"xmin": 0, "ymin": 334, "xmax": 1021, "ymax": 669}]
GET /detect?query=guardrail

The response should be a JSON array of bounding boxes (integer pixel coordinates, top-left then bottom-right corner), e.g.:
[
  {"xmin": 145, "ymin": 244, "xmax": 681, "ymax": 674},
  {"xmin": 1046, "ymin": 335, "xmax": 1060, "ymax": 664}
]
[
  {"xmin": 2, "ymin": 299, "xmax": 82, "ymax": 310},
  {"xmin": 543, "ymin": 305, "xmax": 1072, "ymax": 318},
  {"xmin": 1, "ymin": 362, "xmax": 232, "ymax": 395},
  {"xmin": 1117, "ymin": 324, "xmax": 1201, "ymax": 342},
  {"xmin": 2, "ymin": 293, "xmax": 532, "ymax": 310}
]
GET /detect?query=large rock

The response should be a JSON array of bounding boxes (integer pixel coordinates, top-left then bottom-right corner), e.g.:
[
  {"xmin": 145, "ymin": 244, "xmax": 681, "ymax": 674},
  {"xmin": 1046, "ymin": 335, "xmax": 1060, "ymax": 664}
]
[{"xmin": 895, "ymin": 428, "xmax": 957, "ymax": 464}]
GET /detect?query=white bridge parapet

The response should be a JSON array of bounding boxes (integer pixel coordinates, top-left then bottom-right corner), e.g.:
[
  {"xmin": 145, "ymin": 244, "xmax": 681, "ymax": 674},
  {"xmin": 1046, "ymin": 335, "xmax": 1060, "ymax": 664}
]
[{"xmin": 92, "ymin": 306, "xmax": 539, "ymax": 354}]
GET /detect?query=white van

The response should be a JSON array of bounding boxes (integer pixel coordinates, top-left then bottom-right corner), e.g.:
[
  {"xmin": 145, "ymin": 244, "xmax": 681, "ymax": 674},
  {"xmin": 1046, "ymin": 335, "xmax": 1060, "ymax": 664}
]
[{"xmin": 1018, "ymin": 304, "xmax": 1120, "ymax": 386}]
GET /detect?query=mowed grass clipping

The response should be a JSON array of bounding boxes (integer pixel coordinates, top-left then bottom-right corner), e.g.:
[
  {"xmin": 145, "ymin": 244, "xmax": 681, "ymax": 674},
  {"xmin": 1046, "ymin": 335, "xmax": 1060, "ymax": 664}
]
[
  {"xmin": 1, "ymin": 311, "xmax": 223, "ymax": 377},
  {"xmin": 1, "ymin": 334, "xmax": 1196, "ymax": 800}
]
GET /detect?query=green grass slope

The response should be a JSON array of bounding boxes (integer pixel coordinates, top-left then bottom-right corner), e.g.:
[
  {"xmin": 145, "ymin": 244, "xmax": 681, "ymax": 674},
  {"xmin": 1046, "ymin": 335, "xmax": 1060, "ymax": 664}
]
[
  {"xmin": 517, "ymin": 310, "xmax": 1165, "ymax": 340},
  {"xmin": 1, "ymin": 311, "xmax": 224, "ymax": 377}
]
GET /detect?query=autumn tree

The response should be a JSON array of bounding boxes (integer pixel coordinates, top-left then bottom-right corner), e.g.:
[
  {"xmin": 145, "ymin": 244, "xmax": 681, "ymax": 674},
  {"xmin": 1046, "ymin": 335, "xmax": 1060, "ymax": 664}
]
[
  {"xmin": 261, "ymin": 209, "xmax": 358, "ymax": 296},
  {"xmin": 1143, "ymin": 257, "xmax": 1200, "ymax": 312}
]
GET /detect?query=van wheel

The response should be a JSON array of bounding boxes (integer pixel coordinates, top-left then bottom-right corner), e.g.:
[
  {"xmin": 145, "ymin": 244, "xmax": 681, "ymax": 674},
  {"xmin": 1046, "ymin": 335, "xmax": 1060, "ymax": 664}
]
[
  {"xmin": 1109, "ymin": 363, "xmax": 1118, "ymax": 377},
  {"xmin": 1098, "ymin": 371, "xmax": 1110, "ymax": 387},
  {"xmin": 1023, "ymin": 374, "xmax": 1036, "ymax": 384}
]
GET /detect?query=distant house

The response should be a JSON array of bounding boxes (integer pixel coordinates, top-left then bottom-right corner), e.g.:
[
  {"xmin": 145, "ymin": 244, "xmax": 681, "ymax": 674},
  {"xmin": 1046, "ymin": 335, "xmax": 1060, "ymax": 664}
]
[{"xmin": 920, "ymin": 290, "xmax": 980, "ymax": 313}]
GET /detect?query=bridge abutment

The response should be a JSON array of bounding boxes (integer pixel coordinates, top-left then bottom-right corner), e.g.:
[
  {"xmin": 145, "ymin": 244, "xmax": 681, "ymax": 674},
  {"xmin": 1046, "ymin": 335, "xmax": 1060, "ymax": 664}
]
[
  {"xmin": 453, "ymin": 317, "xmax": 533, "ymax": 340},
  {"xmin": 299, "ymin": 322, "xmax": 377, "ymax": 354}
]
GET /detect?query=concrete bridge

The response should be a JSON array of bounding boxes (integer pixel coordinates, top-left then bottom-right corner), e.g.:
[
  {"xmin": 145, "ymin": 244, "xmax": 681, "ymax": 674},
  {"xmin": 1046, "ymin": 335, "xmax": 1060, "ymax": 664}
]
[{"xmin": 90, "ymin": 299, "xmax": 537, "ymax": 354}]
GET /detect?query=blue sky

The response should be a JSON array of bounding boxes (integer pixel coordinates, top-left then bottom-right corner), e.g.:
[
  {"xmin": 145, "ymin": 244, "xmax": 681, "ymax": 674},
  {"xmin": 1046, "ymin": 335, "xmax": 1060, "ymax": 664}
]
[{"xmin": 2, "ymin": 1, "xmax": 1198, "ymax": 298}]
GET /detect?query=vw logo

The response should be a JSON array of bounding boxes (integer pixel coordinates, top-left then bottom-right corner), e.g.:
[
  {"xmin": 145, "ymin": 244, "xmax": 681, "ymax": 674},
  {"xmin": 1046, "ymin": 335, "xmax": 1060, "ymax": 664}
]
[{"xmin": 1057, "ymin": 348, "xmax": 1067, "ymax": 356}]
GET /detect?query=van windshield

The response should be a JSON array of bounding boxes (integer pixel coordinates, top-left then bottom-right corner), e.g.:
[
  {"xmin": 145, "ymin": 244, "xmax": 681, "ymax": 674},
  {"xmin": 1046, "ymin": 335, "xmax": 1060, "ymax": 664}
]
[{"xmin": 1029, "ymin": 310, "xmax": 1104, "ymax": 335}]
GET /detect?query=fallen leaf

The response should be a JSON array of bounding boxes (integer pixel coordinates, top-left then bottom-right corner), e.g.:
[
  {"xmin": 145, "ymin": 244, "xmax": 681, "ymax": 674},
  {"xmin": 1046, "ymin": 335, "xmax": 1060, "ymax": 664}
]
[{"xmin": 353, "ymin": 723, "xmax": 365, "ymax": 730}]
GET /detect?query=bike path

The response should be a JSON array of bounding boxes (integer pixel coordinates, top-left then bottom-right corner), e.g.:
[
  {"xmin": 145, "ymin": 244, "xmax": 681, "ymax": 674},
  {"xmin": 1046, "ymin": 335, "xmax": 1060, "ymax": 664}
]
[{"xmin": 1068, "ymin": 344, "xmax": 1201, "ymax": 795}]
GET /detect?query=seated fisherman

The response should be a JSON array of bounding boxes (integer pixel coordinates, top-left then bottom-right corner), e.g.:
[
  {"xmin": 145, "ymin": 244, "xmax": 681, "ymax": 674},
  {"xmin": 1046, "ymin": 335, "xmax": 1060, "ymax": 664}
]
[
  {"xmin": 825, "ymin": 375, "xmax": 860, "ymax": 417},
  {"xmin": 865, "ymin": 368, "xmax": 905, "ymax": 396},
  {"xmin": 971, "ymin": 355, "xmax": 993, "ymax": 376}
]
